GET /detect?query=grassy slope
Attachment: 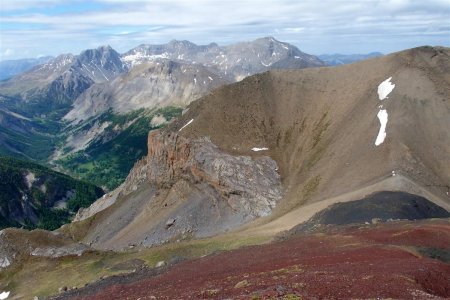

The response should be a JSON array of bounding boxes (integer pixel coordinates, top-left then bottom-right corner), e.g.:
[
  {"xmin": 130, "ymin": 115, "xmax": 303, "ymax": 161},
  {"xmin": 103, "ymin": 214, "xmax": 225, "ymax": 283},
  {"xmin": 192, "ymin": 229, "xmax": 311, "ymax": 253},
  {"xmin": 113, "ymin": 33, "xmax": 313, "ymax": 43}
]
[{"xmin": 0, "ymin": 234, "xmax": 269, "ymax": 299}]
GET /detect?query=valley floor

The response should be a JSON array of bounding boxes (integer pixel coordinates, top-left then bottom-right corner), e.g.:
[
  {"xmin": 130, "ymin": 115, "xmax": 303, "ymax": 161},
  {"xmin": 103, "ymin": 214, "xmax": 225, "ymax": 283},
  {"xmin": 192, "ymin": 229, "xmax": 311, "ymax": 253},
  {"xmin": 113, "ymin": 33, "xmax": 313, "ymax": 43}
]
[{"xmin": 52, "ymin": 219, "xmax": 450, "ymax": 299}]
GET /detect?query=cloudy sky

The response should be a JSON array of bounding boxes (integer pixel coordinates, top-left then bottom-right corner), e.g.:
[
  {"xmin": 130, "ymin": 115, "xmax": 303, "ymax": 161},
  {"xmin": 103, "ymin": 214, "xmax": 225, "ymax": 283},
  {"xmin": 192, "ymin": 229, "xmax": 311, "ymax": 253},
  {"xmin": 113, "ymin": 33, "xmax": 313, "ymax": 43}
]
[{"xmin": 1, "ymin": 0, "xmax": 449, "ymax": 60}]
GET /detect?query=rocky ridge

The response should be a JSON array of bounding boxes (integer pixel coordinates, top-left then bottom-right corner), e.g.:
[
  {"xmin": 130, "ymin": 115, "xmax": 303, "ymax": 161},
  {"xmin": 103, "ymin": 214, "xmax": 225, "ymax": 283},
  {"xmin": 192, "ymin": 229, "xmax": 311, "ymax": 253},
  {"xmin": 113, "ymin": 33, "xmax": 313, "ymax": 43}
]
[
  {"xmin": 0, "ymin": 46, "xmax": 126, "ymax": 114},
  {"xmin": 122, "ymin": 37, "xmax": 325, "ymax": 81}
]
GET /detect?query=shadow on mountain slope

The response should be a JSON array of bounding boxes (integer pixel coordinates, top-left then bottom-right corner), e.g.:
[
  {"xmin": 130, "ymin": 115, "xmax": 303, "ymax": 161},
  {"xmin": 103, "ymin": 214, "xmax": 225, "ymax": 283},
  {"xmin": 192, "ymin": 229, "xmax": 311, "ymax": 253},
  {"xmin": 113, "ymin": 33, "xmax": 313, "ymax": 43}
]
[{"xmin": 291, "ymin": 191, "xmax": 450, "ymax": 233}]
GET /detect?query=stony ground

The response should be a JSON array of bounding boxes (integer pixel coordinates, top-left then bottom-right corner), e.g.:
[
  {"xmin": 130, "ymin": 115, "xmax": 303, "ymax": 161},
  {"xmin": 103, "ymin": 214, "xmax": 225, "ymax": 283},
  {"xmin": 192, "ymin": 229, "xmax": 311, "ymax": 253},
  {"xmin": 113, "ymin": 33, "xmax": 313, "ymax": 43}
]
[{"xmin": 54, "ymin": 219, "xmax": 450, "ymax": 299}]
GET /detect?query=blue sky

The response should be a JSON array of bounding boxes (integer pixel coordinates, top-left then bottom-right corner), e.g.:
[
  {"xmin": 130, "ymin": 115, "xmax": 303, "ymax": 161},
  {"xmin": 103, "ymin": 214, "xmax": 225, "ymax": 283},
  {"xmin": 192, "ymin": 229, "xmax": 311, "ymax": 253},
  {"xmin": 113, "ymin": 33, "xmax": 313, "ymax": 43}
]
[{"xmin": 1, "ymin": 0, "xmax": 449, "ymax": 60}]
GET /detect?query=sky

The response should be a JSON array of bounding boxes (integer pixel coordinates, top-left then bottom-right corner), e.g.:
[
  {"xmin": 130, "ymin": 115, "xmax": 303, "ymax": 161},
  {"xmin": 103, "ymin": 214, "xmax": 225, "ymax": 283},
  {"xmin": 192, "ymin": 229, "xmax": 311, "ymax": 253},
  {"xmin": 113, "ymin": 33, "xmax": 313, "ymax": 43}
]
[{"xmin": 1, "ymin": 0, "xmax": 449, "ymax": 61}]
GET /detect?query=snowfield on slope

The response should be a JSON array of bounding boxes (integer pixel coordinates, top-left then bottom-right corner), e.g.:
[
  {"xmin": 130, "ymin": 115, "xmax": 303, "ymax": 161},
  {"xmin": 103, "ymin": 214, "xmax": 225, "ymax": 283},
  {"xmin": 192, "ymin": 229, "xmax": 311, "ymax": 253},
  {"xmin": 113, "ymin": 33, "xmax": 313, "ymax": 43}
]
[
  {"xmin": 179, "ymin": 119, "xmax": 194, "ymax": 132},
  {"xmin": 252, "ymin": 147, "xmax": 269, "ymax": 151},
  {"xmin": 375, "ymin": 77, "xmax": 395, "ymax": 146},
  {"xmin": 375, "ymin": 109, "xmax": 388, "ymax": 146},
  {"xmin": 0, "ymin": 256, "xmax": 10, "ymax": 268},
  {"xmin": 377, "ymin": 77, "xmax": 395, "ymax": 100}
]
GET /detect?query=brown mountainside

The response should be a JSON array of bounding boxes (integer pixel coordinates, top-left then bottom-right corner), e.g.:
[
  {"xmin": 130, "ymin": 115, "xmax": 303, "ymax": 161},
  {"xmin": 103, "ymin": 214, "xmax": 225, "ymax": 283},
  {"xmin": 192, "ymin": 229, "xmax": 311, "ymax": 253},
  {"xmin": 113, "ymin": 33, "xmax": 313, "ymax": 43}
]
[
  {"xmin": 66, "ymin": 46, "xmax": 450, "ymax": 250},
  {"xmin": 172, "ymin": 46, "xmax": 450, "ymax": 211}
]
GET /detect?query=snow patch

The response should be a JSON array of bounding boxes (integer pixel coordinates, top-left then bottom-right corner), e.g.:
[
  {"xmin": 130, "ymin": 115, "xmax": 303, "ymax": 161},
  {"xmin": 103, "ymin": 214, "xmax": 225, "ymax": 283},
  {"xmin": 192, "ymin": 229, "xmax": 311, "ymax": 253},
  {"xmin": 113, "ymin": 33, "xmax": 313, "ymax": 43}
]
[
  {"xmin": 121, "ymin": 52, "xmax": 169, "ymax": 67},
  {"xmin": 179, "ymin": 119, "xmax": 194, "ymax": 132},
  {"xmin": 251, "ymin": 147, "xmax": 269, "ymax": 152},
  {"xmin": 0, "ymin": 292, "xmax": 9, "ymax": 300},
  {"xmin": 375, "ymin": 109, "xmax": 388, "ymax": 146},
  {"xmin": 95, "ymin": 64, "xmax": 109, "ymax": 81},
  {"xmin": 377, "ymin": 77, "xmax": 395, "ymax": 100},
  {"xmin": 0, "ymin": 256, "xmax": 10, "ymax": 268},
  {"xmin": 374, "ymin": 77, "xmax": 394, "ymax": 146}
]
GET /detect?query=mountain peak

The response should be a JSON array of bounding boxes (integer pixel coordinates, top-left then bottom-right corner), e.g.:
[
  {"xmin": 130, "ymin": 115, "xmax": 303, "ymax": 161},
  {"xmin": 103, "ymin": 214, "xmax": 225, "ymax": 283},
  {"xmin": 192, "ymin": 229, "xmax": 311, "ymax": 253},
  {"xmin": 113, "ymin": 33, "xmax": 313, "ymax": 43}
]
[
  {"xmin": 168, "ymin": 39, "xmax": 197, "ymax": 47},
  {"xmin": 79, "ymin": 45, "xmax": 117, "ymax": 57},
  {"xmin": 97, "ymin": 45, "xmax": 113, "ymax": 52},
  {"xmin": 258, "ymin": 36, "xmax": 281, "ymax": 43}
]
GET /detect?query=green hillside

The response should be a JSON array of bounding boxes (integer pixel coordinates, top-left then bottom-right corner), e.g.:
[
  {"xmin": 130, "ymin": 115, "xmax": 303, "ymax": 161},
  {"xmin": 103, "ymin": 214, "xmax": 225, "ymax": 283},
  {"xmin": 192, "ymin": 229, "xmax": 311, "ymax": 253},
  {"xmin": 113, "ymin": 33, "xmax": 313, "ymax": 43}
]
[
  {"xmin": 0, "ymin": 156, "xmax": 104, "ymax": 230},
  {"xmin": 57, "ymin": 107, "xmax": 182, "ymax": 190}
]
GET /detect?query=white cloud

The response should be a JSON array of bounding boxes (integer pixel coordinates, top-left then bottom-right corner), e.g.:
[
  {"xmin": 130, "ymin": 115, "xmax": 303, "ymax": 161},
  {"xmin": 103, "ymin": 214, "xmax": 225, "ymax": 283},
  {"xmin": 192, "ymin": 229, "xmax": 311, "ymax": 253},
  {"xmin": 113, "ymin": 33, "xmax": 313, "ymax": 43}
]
[
  {"xmin": 0, "ymin": 0, "xmax": 62, "ymax": 11},
  {"xmin": 1, "ymin": 49, "xmax": 14, "ymax": 59},
  {"xmin": 0, "ymin": 0, "xmax": 449, "ymax": 60}
]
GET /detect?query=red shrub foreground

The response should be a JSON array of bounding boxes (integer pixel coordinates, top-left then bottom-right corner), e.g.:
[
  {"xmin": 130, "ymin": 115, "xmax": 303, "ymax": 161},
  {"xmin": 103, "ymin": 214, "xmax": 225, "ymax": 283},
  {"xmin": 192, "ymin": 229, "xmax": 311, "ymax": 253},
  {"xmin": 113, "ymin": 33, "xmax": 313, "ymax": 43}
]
[{"xmin": 78, "ymin": 220, "xmax": 450, "ymax": 299}]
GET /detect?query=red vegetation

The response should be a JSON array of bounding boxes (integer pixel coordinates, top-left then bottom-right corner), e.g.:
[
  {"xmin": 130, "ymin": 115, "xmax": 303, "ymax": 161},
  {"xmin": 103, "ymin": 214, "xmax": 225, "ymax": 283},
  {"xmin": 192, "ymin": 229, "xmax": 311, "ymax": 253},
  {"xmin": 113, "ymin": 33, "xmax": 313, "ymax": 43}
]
[{"xmin": 77, "ymin": 220, "xmax": 450, "ymax": 299}]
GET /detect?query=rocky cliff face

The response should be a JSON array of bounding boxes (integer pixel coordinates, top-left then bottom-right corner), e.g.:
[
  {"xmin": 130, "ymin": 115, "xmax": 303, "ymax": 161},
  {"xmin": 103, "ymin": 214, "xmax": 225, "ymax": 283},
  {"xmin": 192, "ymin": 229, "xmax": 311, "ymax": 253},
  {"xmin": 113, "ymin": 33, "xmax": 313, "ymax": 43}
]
[
  {"xmin": 77, "ymin": 130, "xmax": 282, "ymax": 249},
  {"xmin": 145, "ymin": 131, "xmax": 281, "ymax": 217}
]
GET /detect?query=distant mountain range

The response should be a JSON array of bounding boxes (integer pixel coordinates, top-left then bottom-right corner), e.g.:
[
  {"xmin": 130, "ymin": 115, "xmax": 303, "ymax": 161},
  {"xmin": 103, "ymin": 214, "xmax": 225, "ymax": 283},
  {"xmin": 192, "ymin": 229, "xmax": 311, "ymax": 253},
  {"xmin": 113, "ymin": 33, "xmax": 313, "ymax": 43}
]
[
  {"xmin": 122, "ymin": 37, "xmax": 324, "ymax": 81},
  {"xmin": 0, "ymin": 56, "xmax": 53, "ymax": 81},
  {"xmin": 0, "ymin": 46, "xmax": 126, "ymax": 116},
  {"xmin": 318, "ymin": 52, "xmax": 383, "ymax": 65},
  {"xmin": 0, "ymin": 37, "xmax": 325, "ymax": 190}
]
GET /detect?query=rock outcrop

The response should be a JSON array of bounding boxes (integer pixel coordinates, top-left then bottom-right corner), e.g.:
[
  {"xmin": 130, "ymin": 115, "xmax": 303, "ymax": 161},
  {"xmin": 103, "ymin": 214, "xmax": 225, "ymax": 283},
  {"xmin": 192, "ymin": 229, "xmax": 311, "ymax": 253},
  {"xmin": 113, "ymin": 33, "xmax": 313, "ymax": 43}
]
[
  {"xmin": 0, "ymin": 228, "xmax": 89, "ymax": 270},
  {"xmin": 76, "ymin": 130, "xmax": 282, "ymax": 249},
  {"xmin": 145, "ymin": 131, "xmax": 282, "ymax": 217}
]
